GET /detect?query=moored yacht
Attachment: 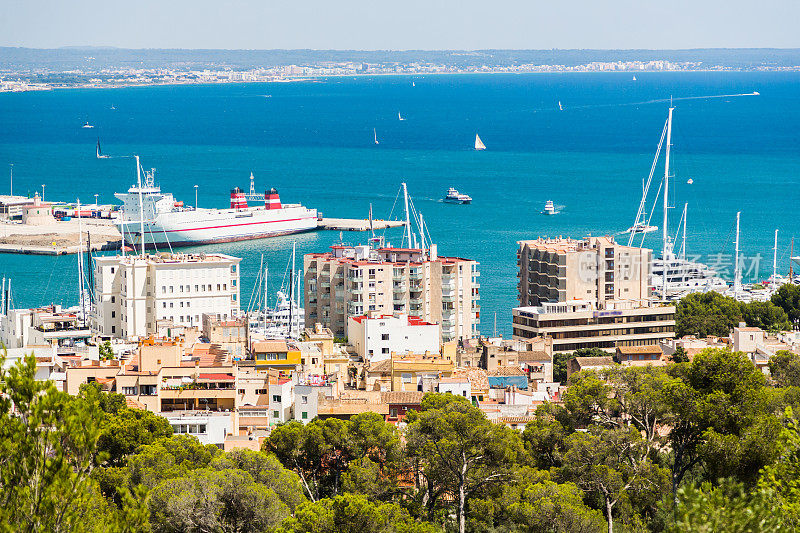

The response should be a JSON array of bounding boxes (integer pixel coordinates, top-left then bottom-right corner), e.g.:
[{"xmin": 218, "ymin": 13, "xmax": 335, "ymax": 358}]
[{"xmin": 542, "ymin": 200, "xmax": 557, "ymax": 215}]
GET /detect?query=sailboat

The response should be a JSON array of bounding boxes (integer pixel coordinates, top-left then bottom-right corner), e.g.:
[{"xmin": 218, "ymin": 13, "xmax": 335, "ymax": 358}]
[
  {"xmin": 82, "ymin": 122, "xmax": 94, "ymax": 129},
  {"xmin": 558, "ymin": 101, "xmax": 563, "ymax": 111},
  {"xmin": 398, "ymin": 112, "xmax": 405, "ymax": 121},
  {"xmin": 96, "ymin": 138, "xmax": 110, "ymax": 159},
  {"xmin": 643, "ymin": 105, "xmax": 727, "ymax": 300},
  {"xmin": 373, "ymin": 128, "xmax": 379, "ymax": 145},
  {"xmin": 632, "ymin": 75, "xmax": 637, "ymax": 81},
  {"xmin": 474, "ymin": 134, "xmax": 486, "ymax": 151}
]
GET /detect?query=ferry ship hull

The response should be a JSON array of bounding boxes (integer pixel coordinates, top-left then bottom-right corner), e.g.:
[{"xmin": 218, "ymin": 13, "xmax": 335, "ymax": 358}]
[{"xmin": 117, "ymin": 206, "xmax": 318, "ymax": 248}]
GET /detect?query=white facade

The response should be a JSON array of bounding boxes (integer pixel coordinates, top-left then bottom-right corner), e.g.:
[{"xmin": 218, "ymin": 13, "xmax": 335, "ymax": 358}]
[
  {"xmin": 92, "ymin": 253, "xmax": 241, "ymax": 339},
  {"xmin": 269, "ymin": 379, "xmax": 294, "ymax": 425},
  {"xmin": 348, "ymin": 313, "xmax": 440, "ymax": 362},
  {"xmin": 164, "ymin": 411, "xmax": 234, "ymax": 447}
]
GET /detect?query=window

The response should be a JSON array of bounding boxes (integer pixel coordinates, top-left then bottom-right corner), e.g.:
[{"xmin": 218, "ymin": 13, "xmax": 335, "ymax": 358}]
[
  {"xmin": 390, "ymin": 408, "xmax": 398, "ymax": 418},
  {"xmin": 273, "ymin": 410, "xmax": 280, "ymax": 418},
  {"xmin": 111, "ymin": 326, "xmax": 115, "ymax": 333},
  {"xmin": 122, "ymin": 386, "xmax": 136, "ymax": 395},
  {"xmin": 170, "ymin": 302, "xmax": 174, "ymax": 308},
  {"xmin": 238, "ymin": 389, "xmax": 245, "ymax": 394},
  {"xmin": 301, "ymin": 412, "xmax": 308, "ymax": 419},
  {"xmin": 111, "ymin": 311, "xmax": 115, "ymax": 318},
  {"xmin": 163, "ymin": 302, "xmax": 167, "ymax": 308},
  {"xmin": 381, "ymin": 333, "xmax": 389, "ymax": 340},
  {"xmin": 162, "ymin": 286, "xmax": 166, "ymax": 293},
  {"xmin": 301, "ymin": 396, "xmax": 308, "ymax": 404},
  {"xmin": 401, "ymin": 373, "xmax": 412, "ymax": 384},
  {"xmin": 382, "ymin": 348, "xmax": 389, "ymax": 354},
  {"xmin": 110, "ymin": 267, "xmax": 115, "ymax": 274},
  {"xmin": 111, "ymin": 296, "xmax": 115, "ymax": 303},
  {"xmin": 256, "ymin": 389, "xmax": 267, "ymax": 395},
  {"xmin": 272, "ymin": 395, "xmax": 281, "ymax": 402}
]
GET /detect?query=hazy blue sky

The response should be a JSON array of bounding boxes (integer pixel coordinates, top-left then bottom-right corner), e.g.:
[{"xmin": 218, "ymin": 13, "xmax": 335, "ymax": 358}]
[{"xmin": 1, "ymin": 0, "xmax": 798, "ymax": 50}]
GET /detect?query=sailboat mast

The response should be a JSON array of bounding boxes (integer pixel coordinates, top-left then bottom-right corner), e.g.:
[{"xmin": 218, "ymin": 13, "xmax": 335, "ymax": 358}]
[
  {"xmin": 682, "ymin": 203, "xmax": 687, "ymax": 260},
  {"xmin": 773, "ymin": 229, "xmax": 779, "ymax": 288},
  {"xmin": 289, "ymin": 242, "xmax": 296, "ymax": 338},
  {"xmin": 734, "ymin": 211, "xmax": 741, "ymax": 295},
  {"xmin": 135, "ymin": 156, "xmax": 145, "ymax": 257},
  {"xmin": 77, "ymin": 199, "xmax": 85, "ymax": 326},
  {"xmin": 419, "ymin": 213, "xmax": 426, "ymax": 253},
  {"xmin": 662, "ymin": 105, "xmax": 674, "ymax": 298},
  {"xmin": 402, "ymin": 183, "xmax": 412, "ymax": 248}
]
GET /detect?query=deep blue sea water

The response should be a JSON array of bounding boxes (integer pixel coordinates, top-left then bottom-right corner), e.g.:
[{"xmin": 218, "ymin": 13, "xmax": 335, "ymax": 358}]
[{"xmin": 1, "ymin": 72, "xmax": 799, "ymax": 335}]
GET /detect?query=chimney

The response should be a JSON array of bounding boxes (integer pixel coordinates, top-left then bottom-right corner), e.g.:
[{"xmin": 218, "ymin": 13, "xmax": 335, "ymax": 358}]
[
  {"xmin": 264, "ymin": 188, "xmax": 282, "ymax": 210},
  {"xmin": 230, "ymin": 187, "xmax": 248, "ymax": 209}
]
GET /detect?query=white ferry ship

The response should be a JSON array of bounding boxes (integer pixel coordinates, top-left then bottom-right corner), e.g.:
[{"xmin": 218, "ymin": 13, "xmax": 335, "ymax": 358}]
[{"xmin": 115, "ymin": 157, "xmax": 318, "ymax": 248}]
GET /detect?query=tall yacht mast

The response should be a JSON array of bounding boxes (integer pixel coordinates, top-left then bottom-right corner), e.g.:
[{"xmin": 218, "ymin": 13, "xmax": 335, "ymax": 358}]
[
  {"xmin": 662, "ymin": 104, "xmax": 674, "ymax": 298},
  {"xmin": 773, "ymin": 229, "xmax": 779, "ymax": 289},
  {"xmin": 135, "ymin": 155, "xmax": 145, "ymax": 256},
  {"xmin": 402, "ymin": 182, "xmax": 412, "ymax": 248},
  {"xmin": 733, "ymin": 211, "xmax": 741, "ymax": 296}
]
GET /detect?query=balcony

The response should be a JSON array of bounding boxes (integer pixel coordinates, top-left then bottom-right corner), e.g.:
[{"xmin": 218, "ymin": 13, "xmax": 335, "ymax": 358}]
[
  {"xmin": 393, "ymin": 295, "xmax": 406, "ymax": 304},
  {"xmin": 442, "ymin": 294, "xmax": 455, "ymax": 303},
  {"xmin": 348, "ymin": 273, "xmax": 364, "ymax": 282},
  {"xmin": 319, "ymin": 280, "xmax": 331, "ymax": 288},
  {"xmin": 409, "ymin": 271, "xmax": 423, "ymax": 280}
]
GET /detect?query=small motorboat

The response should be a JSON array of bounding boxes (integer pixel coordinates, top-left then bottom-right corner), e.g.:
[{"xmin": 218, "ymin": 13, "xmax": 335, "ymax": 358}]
[
  {"xmin": 82, "ymin": 122, "xmax": 94, "ymax": 129},
  {"xmin": 443, "ymin": 187, "xmax": 472, "ymax": 204},
  {"xmin": 542, "ymin": 200, "xmax": 558, "ymax": 215}
]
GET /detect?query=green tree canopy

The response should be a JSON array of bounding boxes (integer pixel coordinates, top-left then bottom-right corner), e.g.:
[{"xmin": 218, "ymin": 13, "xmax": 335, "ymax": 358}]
[
  {"xmin": 772, "ymin": 283, "xmax": 800, "ymax": 326},
  {"xmin": 148, "ymin": 468, "xmax": 290, "ymax": 533},
  {"xmin": 675, "ymin": 292, "xmax": 742, "ymax": 337},
  {"xmin": 406, "ymin": 393, "xmax": 524, "ymax": 533}
]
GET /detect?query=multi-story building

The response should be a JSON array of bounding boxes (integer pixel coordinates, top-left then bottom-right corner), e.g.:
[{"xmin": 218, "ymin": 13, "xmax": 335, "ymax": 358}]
[
  {"xmin": 513, "ymin": 236, "xmax": 673, "ymax": 353},
  {"xmin": 304, "ymin": 243, "xmax": 480, "ymax": 343},
  {"xmin": 202, "ymin": 313, "xmax": 247, "ymax": 360},
  {"xmin": 516, "ymin": 236, "xmax": 651, "ymax": 308},
  {"xmin": 512, "ymin": 300, "xmax": 675, "ymax": 353},
  {"xmin": 347, "ymin": 312, "xmax": 440, "ymax": 362},
  {"xmin": 92, "ymin": 252, "xmax": 241, "ymax": 339}
]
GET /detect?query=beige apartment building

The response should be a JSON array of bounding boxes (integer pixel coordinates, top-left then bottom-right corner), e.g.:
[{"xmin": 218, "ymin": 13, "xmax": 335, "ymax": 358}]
[
  {"xmin": 513, "ymin": 236, "xmax": 674, "ymax": 353},
  {"xmin": 304, "ymin": 244, "xmax": 480, "ymax": 343},
  {"xmin": 517, "ymin": 236, "xmax": 651, "ymax": 307}
]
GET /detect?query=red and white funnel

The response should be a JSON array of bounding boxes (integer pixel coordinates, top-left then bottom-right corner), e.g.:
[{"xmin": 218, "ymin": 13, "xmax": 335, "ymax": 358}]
[
  {"xmin": 265, "ymin": 188, "xmax": 282, "ymax": 210},
  {"xmin": 230, "ymin": 187, "xmax": 248, "ymax": 209}
]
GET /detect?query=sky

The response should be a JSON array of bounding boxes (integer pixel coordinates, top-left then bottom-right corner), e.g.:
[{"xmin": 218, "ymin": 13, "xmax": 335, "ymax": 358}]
[{"xmin": 1, "ymin": 0, "xmax": 799, "ymax": 50}]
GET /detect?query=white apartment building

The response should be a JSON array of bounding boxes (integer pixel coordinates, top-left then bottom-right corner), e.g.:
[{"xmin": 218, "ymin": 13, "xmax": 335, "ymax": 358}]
[
  {"xmin": 305, "ymin": 244, "xmax": 480, "ymax": 343},
  {"xmin": 348, "ymin": 312, "xmax": 440, "ymax": 362},
  {"xmin": 92, "ymin": 253, "xmax": 241, "ymax": 339}
]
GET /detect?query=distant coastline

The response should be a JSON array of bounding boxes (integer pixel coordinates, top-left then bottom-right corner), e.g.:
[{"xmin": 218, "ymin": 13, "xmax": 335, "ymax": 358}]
[{"xmin": 2, "ymin": 46, "xmax": 799, "ymax": 93}]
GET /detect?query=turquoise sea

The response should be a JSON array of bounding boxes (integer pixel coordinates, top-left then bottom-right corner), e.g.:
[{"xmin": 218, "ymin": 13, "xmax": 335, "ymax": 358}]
[{"xmin": 1, "ymin": 72, "xmax": 799, "ymax": 335}]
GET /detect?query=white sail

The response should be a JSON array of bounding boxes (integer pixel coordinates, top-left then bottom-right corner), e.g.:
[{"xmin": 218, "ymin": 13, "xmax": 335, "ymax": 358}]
[
  {"xmin": 398, "ymin": 112, "xmax": 405, "ymax": 121},
  {"xmin": 474, "ymin": 134, "xmax": 486, "ymax": 151},
  {"xmin": 374, "ymin": 128, "xmax": 379, "ymax": 145}
]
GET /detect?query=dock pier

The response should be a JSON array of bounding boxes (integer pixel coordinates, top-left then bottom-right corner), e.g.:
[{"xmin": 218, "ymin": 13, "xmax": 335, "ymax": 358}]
[{"xmin": 317, "ymin": 218, "xmax": 406, "ymax": 232}]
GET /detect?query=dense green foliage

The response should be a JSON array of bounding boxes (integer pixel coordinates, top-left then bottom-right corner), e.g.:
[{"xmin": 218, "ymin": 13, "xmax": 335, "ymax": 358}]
[
  {"xmin": 772, "ymin": 284, "xmax": 800, "ymax": 326},
  {"xmin": 675, "ymin": 291, "xmax": 792, "ymax": 338},
  {"xmin": 6, "ymin": 345, "xmax": 800, "ymax": 532},
  {"xmin": 554, "ymin": 347, "xmax": 609, "ymax": 383}
]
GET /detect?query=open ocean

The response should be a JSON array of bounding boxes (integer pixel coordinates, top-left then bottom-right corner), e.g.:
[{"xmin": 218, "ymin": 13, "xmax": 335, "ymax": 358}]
[{"xmin": 1, "ymin": 72, "xmax": 799, "ymax": 335}]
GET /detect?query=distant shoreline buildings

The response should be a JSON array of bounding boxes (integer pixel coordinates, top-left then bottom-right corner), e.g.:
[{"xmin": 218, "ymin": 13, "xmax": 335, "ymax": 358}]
[{"xmin": 2, "ymin": 57, "xmax": 799, "ymax": 92}]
